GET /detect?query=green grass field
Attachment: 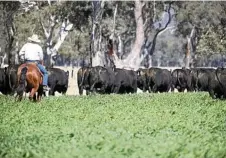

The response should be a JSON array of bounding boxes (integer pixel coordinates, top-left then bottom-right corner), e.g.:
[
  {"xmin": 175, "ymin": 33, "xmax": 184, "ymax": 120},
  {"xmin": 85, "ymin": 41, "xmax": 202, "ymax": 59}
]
[{"xmin": 0, "ymin": 92, "xmax": 226, "ymax": 158}]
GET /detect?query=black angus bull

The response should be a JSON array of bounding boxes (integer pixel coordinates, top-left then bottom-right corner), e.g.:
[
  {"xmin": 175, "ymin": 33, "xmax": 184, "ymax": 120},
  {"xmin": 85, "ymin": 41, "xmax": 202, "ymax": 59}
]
[
  {"xmin": 147, "ymin": 68, "xmax": 172, "ymax": 93},
  {"xmin": 0, "ymin": 65, "xmax": 19, "ymax": 95},
  {"xmin": 47, "ymin": 68, "xmax": 69, "ymax": 95},
  {"xmin": 113, "ymin": 68, "xmax": 137, "ymax": 94},
  {"xmin": 77, "ymin": 66, "xmax": 92, "ymax": 95},
  {"xmin": 88, "ymin": 66, "xmax": 115, "ymax": 94},
  {"xmin": 137, "ymin": 68, "xmax": 149, "ymax": 92},
  {"xmin": 208, "ymin": 67, "xmax": 226, "ymax": 99},
  {"xmin": 6, "ymin": 65, "xmax": 19, "ymax": 95},
  {"xmin": 190, "ymin": 68, "xmax": 215, "ymax": 92},
  {"xmin": 171, "ymin": 68, "xmax": 192, "ymax": 92}
]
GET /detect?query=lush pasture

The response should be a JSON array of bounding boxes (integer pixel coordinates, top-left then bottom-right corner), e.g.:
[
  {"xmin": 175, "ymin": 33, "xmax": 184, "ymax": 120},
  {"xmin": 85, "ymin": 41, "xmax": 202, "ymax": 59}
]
[{"xmin": 0, "ymin": 93, "xmax": 226, "ymax": 158}]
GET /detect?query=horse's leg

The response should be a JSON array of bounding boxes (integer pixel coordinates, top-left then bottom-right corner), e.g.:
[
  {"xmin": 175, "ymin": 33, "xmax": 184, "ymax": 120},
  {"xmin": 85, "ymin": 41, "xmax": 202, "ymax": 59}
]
[
  {"xmin": 29, "ymin": 87, "xmax": 38, "ymax": 101},
  {"xmin": 33, "ymin": 93, "xmax": 37, "ymax": 102}
]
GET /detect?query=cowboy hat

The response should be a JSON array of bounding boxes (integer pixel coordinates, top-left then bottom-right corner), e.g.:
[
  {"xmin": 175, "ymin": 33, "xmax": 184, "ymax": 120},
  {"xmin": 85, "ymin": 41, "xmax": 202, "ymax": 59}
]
[{"xmin": 28, "ymin": 34, "xmax": 41, "ymax": 43}]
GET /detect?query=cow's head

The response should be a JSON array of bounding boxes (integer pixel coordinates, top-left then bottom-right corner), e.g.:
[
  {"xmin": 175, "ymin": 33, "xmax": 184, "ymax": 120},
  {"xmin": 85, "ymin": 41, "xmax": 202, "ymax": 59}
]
[{"xmin": 136, "ymin": 68, "xmax": 147, "ymax": 88}]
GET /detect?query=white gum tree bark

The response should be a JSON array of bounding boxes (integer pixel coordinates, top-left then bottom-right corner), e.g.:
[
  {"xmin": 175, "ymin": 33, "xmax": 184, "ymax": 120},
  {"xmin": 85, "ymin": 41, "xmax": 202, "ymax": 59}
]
[{"xmin": 40, "ymin": 16, "xmax": 73, "ymax": 66}]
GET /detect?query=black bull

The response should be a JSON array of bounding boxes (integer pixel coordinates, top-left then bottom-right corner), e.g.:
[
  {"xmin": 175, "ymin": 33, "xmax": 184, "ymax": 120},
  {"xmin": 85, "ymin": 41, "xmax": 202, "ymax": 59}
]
[
  {"xmin": 77, "ymin": 66, "xmax": 137, "ymax": 94},
  {"xmin": 47, "ymin": 67, "xmax": 69, "ymax": 95},
  {"xmin": 0, "ymin": 65, "xmax": 19, "ymax": 95},
  {"xmin": 208, "ymin": 67, "xmax": 226, "ymax": 99},
  {"xmin": 171, "ymin": 68, "xmax": 193, "ymax": 92},
  {"xmin": 137, "ymin": 68, "xmax": 172, "ymax": 93},
  {"xmin": 190, "ymin": 68, "xmax": 215, "ymax": 92},
  {"xmin": 77, "ymin": 67, "xmax": 92, "ymax": 95}
]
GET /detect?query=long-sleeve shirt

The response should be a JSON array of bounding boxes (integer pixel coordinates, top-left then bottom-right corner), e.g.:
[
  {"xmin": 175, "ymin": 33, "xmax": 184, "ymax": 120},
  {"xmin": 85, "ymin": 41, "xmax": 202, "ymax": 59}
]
[{"xmin": 19, "ymin": 42, "xmax": 43, "ymax": 61}]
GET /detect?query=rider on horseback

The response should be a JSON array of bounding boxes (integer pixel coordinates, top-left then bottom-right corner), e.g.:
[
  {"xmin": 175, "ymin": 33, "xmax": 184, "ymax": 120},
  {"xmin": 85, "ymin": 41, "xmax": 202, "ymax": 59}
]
[{"xmin": 19, "ymin": 34, "xmax": 49, "ymax": 92}]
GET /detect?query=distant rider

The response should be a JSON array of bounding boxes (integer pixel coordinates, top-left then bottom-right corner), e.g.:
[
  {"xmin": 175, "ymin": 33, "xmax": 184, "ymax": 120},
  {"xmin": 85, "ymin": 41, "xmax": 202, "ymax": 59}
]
[{"xmin": 19, "ymin": 34, "xmax": 49, "ymax": 91}]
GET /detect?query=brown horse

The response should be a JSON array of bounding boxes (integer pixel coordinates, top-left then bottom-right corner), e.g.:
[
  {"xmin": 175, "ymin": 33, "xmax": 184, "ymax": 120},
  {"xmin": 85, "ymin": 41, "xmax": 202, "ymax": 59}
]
[{"xmin": 16, "ymin": 63, "xmax": 43, "ymax": 102}]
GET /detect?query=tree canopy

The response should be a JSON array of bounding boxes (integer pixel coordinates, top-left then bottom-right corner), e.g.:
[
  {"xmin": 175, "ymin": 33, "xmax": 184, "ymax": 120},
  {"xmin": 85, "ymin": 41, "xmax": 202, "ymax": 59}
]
[{"xmin": 0, "ymin": 1, "xmax": 226, "ymax": 67}]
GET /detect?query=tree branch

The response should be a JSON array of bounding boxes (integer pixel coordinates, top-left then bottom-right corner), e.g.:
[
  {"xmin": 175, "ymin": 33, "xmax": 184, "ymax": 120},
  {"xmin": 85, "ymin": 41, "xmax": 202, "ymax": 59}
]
[
  {"xmin": 149, "ymin": 2, "xmax": 173, "ymax": 56},
  {"xmin": 40, "ymin": 18, "xmax": 49, "ymax": 38}
]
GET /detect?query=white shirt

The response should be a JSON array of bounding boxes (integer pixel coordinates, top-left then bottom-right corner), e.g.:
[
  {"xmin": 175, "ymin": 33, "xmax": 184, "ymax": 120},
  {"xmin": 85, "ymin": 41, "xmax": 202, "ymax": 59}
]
[{"xmin": 19, "ymin": 42, "xmax": 43, "ymax": 61}]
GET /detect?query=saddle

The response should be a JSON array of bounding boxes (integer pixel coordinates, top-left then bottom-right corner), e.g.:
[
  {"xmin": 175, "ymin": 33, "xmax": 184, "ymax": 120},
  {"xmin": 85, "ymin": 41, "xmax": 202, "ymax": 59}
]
[{"xmin": 21, "ymin": 63, "xmax": 43, "ymax": 77}]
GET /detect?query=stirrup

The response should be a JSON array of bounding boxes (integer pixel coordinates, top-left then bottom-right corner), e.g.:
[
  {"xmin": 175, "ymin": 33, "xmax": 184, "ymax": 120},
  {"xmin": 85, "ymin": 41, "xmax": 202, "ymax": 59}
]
[{"xmin": 43, "ymin": 85, "xmax": 50, "ymax": 91}]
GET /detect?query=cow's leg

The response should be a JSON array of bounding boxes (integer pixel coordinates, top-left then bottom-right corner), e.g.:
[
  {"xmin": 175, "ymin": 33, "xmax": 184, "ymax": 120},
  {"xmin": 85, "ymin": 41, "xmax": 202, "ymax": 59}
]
[
  {"xmin": 37, "ymin": 88, "xmax": 43, "ymax": 102},
  {"xmin": 209, "ymin": 89, "xmax": 216, "ymax": 99},
  {"xmin": 148, "ymin": 86, "xmax": 152, "ymax": 93},
  {"xmin": 166, "ymin": 84, "xmax": 171, "ymax": 92},
  {"xmin": 62, "ymin": 91, "xmax": 67, "ymax": 95},
  {"xmin": 142, "ymin": 86, "xmax": 147, "ymax": 93},
  {"xmin": 187, "ymin": 86, "xmax": 193, "ymax": 92},
  {"xmin": 131, "ymin": 85, "xmax": 137, "ymax": 93},
  {"xmin": 178, "ymin": 88, "xmax": 185, "ymax": 92},
  {"xmin": 152, "ymin": 84, "xmax": 158, "ymax": 93},
  {"xmin": 90, "ymin": 84, "xmax": 95, "ymax": 92},
  {"xmin": 78, "ymin": 86, "xmax": 83, "ymax": 95},
  {"xmin": 113, "ymin": 85, "xmax": 120, "ymax": 94},
  {"xmin": 33, "ymin": 93, "xmax": 37, "ymax": 101},
  {"xmin": 90, "ymin": 82, "xmax": 98, "ymax": 94},
  {"xmin": 49, "ymin": 84, "xmax": 55, "ymax": 96},
  {"xmin": 87, "ymin": 90, "xmax": 90, "ymax": 95},
  {"xmin": 100, "ymin": 83, "xmax": 107, "ymax": 94},
  {"xmin": 171, "ymin": 84, "xmax": 175, "ymax": 92},
  {"xmin": 216, "ymin": 92, "xmax": 222, "ymax": 99},
  {"xmin": 110, "ymin": 85, "xmax": 115, "ymax": 94}
]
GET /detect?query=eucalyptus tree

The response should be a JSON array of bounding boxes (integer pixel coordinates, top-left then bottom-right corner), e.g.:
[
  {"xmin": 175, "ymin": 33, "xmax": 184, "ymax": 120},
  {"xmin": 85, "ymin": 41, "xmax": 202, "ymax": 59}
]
[
  {"xmin": 0, "ymin": 1, "xmax": 20, "ymax": 66},
  {"xmin": 174, "ymin": 1, "xmax": 226, "ymax": 67}
]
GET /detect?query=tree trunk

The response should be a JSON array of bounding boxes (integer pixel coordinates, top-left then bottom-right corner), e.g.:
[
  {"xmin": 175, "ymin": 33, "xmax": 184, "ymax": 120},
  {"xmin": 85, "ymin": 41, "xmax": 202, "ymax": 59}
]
[
  {"xmin": 148, "ymin": 54, "xmax": 152, "ymax": 68},
  {"xmin": 185, "ymin": 36, "xmax": 191, "ymax": 68},
  {"xmin": 184, "ymin": 26, "xmax": 196, "ymax": 68},
  {"xmin": 91, "ymin": 1, "xmax": 105, "ymax": 67},
  {"xmin": 2, "ymin": 2, "xmax": 19, "ymax": 65},
  {"xmin": 123, "ymin": 0, "xmax": 144, "ymax": 70},
  {"xmin": 143, "ymin": 2, "xmax": 173, "ymax": 68}
]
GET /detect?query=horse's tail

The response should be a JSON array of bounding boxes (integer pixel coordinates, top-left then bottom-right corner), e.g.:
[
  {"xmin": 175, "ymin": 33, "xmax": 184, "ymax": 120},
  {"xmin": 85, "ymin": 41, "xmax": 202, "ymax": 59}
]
[{"xmin": 17, "ymin": 67, "xmax": 27, "ymax": 99}]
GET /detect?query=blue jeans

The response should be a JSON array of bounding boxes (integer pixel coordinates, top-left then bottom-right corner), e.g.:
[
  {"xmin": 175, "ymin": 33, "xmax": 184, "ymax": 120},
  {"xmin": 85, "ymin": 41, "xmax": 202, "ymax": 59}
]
[{"xmin": 26, "ymin": 60, "xmax": 48, "ymax": 86}]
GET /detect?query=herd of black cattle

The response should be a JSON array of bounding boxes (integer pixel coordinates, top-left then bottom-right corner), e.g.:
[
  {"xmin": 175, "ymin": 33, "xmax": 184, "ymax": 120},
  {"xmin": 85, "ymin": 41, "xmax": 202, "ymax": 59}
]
[
  {"xmin": 78, "ymin": 66, "xmax": 226, "ymax": 99},
  {"xmin": 0, "ymin": 65, "xmax": 69, "ymax": 96},
  {"xmin": 0, "ymin": 64, "xmax": 226, "ymax": 99}
]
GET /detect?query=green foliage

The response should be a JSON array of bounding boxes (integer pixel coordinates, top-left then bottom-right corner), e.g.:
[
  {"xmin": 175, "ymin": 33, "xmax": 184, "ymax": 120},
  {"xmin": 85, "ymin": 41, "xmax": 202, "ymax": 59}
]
[
  {"xmin": 0, "ymin": 1, "xmax": 20, "ymax": 55},
  {"xmin": 1, "ymin": 93, "xmax": 226, "ymax": 158},
  {"xmin": 4, "ymin": 1, "xmax": 226, "ymax": 65},
  {"xmin": 14, "ymin": 10, "xmax": 43, "ymax": 47},
  {"xmin": 175, "ymin": 1, "xmax": 226, "ymax": 57}
]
